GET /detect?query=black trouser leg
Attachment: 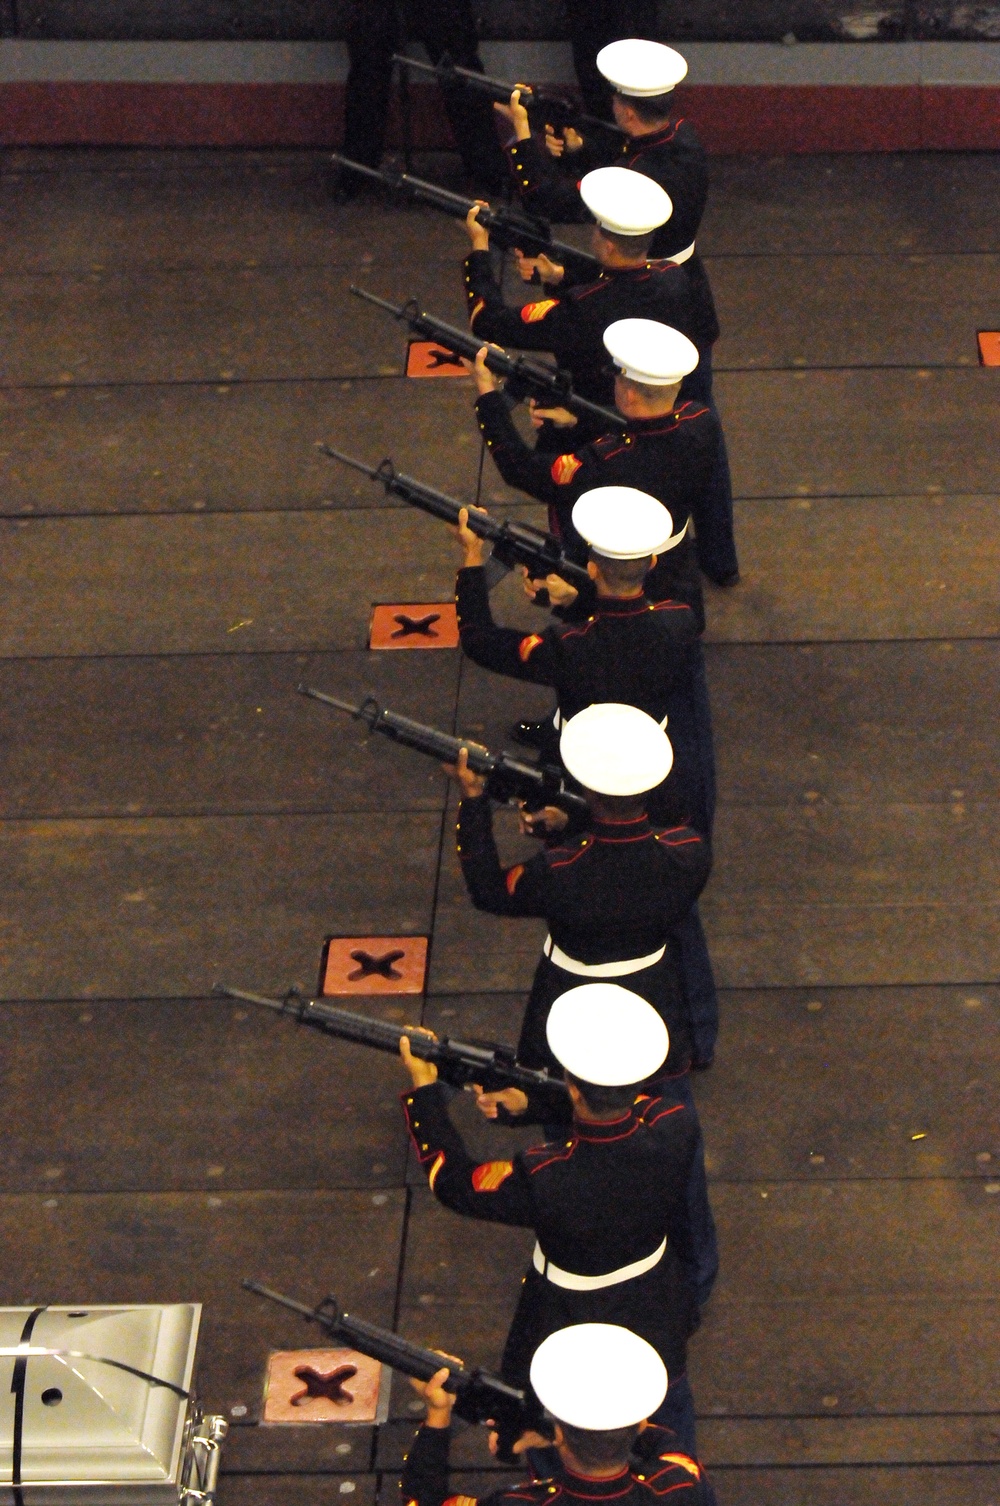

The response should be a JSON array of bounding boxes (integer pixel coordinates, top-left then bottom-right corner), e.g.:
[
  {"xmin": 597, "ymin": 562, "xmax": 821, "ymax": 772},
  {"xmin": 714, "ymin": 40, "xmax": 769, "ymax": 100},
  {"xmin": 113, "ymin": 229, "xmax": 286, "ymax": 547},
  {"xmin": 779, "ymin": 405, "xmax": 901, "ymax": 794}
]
[
  {"xmin": 415, "ymin": 4, "xmax": 508, "ymax": 189},
  {"xmin": 342, "ymin": 0, "xmax": 397, "ymax": 165},
  {"xmin": 563, "ymin": 0, "xmax": 660, "ymax": 118}
]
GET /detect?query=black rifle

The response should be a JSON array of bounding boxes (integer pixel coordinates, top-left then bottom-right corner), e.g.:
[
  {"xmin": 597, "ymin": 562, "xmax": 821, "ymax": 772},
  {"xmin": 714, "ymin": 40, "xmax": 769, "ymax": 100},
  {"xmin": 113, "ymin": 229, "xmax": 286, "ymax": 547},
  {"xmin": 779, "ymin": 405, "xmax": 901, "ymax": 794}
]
[
  {"xmin": 242, "ymin": 1280, "xmax": 531, "ymax": 1457},
  {"xmin": 296, "ymin": 687, "xmax": 589, "ymax": 822},
  {"xmin": 331, "ymin": 154, "xmax": 599, "ymax": 277},
  {"xmin": 317, "ymin": 444, "xmax": 590, "ymax": 593},
  {"xmin": 214, "ymin": 984, "xmax": 566, "ymax": 1097},
  {"xmin": 350, "ymin": 286, "xmax": 621, "ymax": 432},
  {"xmin": 392, "ymin": 52, "xmax": 625, "ymax": 140}
]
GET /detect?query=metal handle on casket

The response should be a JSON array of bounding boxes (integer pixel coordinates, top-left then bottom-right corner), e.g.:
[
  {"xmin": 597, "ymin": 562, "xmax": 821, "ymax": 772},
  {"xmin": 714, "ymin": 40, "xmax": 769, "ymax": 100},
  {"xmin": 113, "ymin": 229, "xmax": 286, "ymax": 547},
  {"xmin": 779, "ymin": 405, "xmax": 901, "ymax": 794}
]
[{"xmin": 180, "ymin": 1414, "xmax": 228, "ymax": 1504}]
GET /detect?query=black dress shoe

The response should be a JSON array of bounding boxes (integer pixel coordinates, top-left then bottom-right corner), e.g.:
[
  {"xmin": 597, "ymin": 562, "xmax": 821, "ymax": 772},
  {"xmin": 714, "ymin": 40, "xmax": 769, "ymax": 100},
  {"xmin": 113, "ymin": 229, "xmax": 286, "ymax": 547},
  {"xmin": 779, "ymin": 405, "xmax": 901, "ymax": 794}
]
[
  {"xmin": 709, "ymin": 569, "xmax": 741, "ymax": 588},
  {"xmin": 510, "ymin": 719, "xmax": 551, "ymax": 749}
]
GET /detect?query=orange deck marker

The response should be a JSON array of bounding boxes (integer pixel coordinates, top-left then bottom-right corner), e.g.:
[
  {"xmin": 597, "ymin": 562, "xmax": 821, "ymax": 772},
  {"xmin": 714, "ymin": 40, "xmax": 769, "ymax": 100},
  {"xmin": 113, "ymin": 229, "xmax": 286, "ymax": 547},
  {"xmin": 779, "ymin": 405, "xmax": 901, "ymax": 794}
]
[
  {"xmin": 405, "ymin": 340, "xmax": 468, "ymax": 377},
  {"xmin": 369, "ymin": 602, "xmax": 459, "ymax": 649},
  {"xmin": 263, "ymin": 1349, "xmax": 384, "ymax": 1423},
  {"xmin": 320, "ymin": 935, "xmax": 429, "ymax": 996},
  {"xmin": 977, "ymin": 331, "xmax": 1000, "ymax": 366}
]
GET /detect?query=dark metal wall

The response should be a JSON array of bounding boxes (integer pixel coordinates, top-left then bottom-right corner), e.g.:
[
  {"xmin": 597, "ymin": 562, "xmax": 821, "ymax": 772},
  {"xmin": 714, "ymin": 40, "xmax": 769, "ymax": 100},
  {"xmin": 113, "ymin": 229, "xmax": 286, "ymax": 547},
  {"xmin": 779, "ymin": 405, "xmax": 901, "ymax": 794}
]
[{"xmin": 3, "ymin": 1, "xmax": 1000, "ymax": 41}]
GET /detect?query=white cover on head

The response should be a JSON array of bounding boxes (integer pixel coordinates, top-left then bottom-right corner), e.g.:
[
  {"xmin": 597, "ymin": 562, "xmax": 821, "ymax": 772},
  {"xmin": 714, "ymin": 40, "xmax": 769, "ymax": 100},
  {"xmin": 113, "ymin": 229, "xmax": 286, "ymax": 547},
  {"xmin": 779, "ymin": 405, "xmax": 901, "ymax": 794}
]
[
  {"xmin": 572, "ymin": 486, "xmax": 685, "ymax": 559},
  {"xmin": 530, "ymin": 1324, "xmax": 668, "ymax": 1428},
  {"xmin": 604, "ymin": 318, "xmax": 699, "ymax": 385},
  {"xmin": 560, "ymin": 703, "xmax": 673, "ymax": 796},
  {"xmin": 579, "ymin": 166, "xmax": 672, "ymax": 236},
  {"xmin": 597, "ymin": 39, "xmax": 688, "ymax": 97},
  {"xmin": 546, "ymin": 984, "xmax": 669, "ymax": 1084}
]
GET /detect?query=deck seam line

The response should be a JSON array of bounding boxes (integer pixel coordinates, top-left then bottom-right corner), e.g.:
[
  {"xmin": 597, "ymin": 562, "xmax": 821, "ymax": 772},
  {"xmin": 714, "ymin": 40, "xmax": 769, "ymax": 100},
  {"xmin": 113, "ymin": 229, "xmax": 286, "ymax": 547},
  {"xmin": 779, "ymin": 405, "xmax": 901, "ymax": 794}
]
[
  {"xmin": 0, "ymin": 635, "xmax": 995, "ymax": 667},
  {"xmin": 0, "ymin": 358, "xmax": 993, "ymax": 392},
  {"xmin": 5, "ymin": 490, "xmax": 1000, "ymax": 523},
  {"xmin": 1, "ymin": 979, "xmax": 995, "ymax": 1006}
]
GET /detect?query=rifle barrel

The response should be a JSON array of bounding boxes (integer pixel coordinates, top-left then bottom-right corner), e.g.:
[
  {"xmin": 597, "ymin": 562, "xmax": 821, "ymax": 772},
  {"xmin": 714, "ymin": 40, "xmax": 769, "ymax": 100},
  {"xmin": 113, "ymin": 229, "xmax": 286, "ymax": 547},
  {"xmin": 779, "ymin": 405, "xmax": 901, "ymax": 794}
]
[
  {"xmin": 350, "ymin": 285, "xmax": 404, "ymax": 316},
  {"xmin": 242, "ymin": 1280, "xmax": 323, "ymax": 1321},
  {"xmin": 330, "ymin": 154, "xmax": 386, "ymax": 184},
  {"xmin": 315, "ymin": 442, "xmax": 381, "ymax": 477},
  {"xmin": 213, "ymin": 983, "xmax": 291, "ymax": 1014},
  {"xmin": 297, "ymin": 685, "xmax": 364, "ymax": 717}
]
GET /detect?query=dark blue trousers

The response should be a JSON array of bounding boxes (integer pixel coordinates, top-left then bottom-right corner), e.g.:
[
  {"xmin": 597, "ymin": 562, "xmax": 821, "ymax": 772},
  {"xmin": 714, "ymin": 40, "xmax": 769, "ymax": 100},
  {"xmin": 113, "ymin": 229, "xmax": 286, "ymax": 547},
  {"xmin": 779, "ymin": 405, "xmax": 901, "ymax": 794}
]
[
  {"xmin": 662, "ymin": 642, "xmax": 720, "ymax": 1066},
  {"xmin": 673, "ymin": 906, "xmax": 719, "ymax": 1067},
  {"xmin": 650, "ymin": 1374, "xmax": 699, "ymax": 1462},
  {"xmin": 681, "ymin": 348, "xmax": 739, "ymax": 583},
  {"xmin": 663, "ymin": 1071, "xmax": 720, "ymax": 1308}
]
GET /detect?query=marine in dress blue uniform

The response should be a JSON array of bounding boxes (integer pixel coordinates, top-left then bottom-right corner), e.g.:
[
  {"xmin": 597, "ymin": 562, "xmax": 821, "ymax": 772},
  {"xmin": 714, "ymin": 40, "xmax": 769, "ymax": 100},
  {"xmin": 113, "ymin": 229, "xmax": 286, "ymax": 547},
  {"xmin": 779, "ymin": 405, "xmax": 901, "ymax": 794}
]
[
  {"xmin": 400, "ymin": 1324, "xmax": 715, "ymax": 1506},
  {"xmin": 450, "ymin": 705, "xmax": 709, "ymax": 1075},
  {"xmin": 400, "ymin": 993, "xmax": 716, "ymax": 1451}
]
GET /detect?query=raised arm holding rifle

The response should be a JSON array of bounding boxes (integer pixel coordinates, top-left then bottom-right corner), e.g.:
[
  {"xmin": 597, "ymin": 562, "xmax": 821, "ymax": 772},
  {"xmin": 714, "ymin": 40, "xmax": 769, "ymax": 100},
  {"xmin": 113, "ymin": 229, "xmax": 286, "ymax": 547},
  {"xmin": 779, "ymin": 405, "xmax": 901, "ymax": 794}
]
[{"xmin": 399, "ymin": 976, "xmax": 716, "ymax": 1465}]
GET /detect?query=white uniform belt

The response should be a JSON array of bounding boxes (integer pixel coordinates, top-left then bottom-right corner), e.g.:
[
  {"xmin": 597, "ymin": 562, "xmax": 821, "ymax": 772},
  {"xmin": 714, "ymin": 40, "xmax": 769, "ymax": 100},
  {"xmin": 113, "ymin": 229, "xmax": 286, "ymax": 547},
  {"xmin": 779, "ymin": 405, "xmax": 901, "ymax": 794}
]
[
  {"xmin": 543, "ymin": 936, "xmax": 666, "ymax": 977},
  {"xmin": 670, "ymin": 240, "xmax": 696, "ymax": 264},
  {"xmin": 533, "ymin": 1237, "xmax": 667, "ymax": 1290}
]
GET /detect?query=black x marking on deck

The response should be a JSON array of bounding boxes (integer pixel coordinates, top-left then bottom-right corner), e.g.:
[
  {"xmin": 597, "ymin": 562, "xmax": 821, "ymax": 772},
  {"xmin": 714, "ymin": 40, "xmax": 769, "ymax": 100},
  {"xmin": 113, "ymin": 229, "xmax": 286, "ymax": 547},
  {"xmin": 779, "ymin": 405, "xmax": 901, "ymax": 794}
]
[
  {"xmin": 291, "ymin": 1364, "xmax": 358, "ymax": 1406},
  {"xmin": 426, "ymin": 348, "xmax": 465, "ymax": 369},
  {"xmin": 391, "ymin": 612, "xmax": 441, "ymax": 639},
  {"xmin": 348, "ymin": 948, "xmax": 406, "ymax": 980}
]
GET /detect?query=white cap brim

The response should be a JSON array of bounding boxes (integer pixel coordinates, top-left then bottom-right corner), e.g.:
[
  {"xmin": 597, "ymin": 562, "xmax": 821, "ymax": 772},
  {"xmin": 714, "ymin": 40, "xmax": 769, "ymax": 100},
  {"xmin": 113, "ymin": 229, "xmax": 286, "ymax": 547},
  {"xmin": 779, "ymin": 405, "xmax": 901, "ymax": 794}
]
[
  {"xmin": 651, "ymin": 515, "xmax": 689, "ymax": 553},
  {"xmin": 604, "ymin": 318, "xmax": 699, "ymax": 385},
  {"xmin": 560, "ymin": 703, "xmax": 673, "ymax": 797},
  {"xmin": 597, "ymin": 39, "xmax": 688, "ymax": 96},
  {"xmin": 530, "ymin": 1324, "xmax": 668, "ymax": 1428},
  {"xmin": 546, "ymin": 984, "xmax": 669, "ymax": 1084},
  {"xmin": 572, "ymin": 486, "xmax": 673, "ymax": 560},
  {"xmin": 579, "ymin": 167, "xmax": 672, "ymax": 236}
]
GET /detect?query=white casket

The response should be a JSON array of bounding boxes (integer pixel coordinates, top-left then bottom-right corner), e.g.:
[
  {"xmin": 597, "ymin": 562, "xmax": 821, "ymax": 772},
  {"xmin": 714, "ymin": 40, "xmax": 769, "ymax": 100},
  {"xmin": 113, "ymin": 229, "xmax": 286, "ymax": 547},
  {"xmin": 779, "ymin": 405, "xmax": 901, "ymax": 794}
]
[{"xmin": 0, "ymin": 1305, "xmax": 227, "ymax": 1506}]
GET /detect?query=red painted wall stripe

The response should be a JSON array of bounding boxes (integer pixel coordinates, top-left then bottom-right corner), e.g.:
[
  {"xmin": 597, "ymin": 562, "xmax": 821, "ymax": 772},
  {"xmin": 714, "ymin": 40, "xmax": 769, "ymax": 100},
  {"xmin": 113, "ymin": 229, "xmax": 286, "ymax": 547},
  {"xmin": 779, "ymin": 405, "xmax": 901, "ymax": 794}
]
[
  {"xmin": 919, "ymin": 86, "xmax": 1000, "ymax": 150},
  {"xmin": 674, "ymin": 84, "xmax": 924, "ymax": 152},
  {"xmin": 0, "ymin": 80, "xmax": 997, "ymax": 152}
]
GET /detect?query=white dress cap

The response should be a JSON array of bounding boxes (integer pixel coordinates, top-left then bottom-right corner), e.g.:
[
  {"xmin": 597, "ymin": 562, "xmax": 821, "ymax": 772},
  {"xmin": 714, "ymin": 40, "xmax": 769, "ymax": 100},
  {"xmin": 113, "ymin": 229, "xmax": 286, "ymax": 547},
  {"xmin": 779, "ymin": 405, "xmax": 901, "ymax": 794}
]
[
  {"xmin": 560, "ymin": 703, "xmax": 673, "ymax": 796},
  {"xmin": 530, "ymin": 1324, "xmax": 668, "ymax": 1429},
  {"xmin": 597, "ymin": 39, "xmax": 688, "ymax": 97},
  {"xmin": 579, "ymin": 166, "xmax": 672, "ymax": 236},
  {"xmin": 603, "ymin": 318, "xmax": 699, "ymax": 385},
  {"xmin": 572, "ymin": 486, "xmax": 687, "ymax": 559},
  {"xmin": 546, "ymin": 984, "xmax": 669, "ymax": 1085}
]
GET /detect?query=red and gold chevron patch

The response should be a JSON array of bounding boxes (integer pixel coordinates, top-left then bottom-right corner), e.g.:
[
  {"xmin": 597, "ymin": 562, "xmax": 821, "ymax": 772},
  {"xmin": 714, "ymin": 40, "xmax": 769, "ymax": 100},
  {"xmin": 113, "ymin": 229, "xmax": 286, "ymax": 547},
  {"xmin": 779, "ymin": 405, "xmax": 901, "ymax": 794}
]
[
  {"xmin": 469, "ymin": 297, "xmax": 486, "ymax": 327},
  {"xmin": 551, "ymin": 453, "xmax": 583, "ymax": 486},
  {"xmin": 427, "ymin": 1151, "xmax": 446, "ymax": 1192},
  {"xmin": 471, "ymin": 1160, "xmax": 514, "ymax": 1192},
  {"xmin": 521, "ymin": 298, "xmax": 559, "ymax": 323},
  {"xmin": 518, "ymin": 633, "xmax": 544, "ymax": 662},
  {"xmin": 658, "ymin": 1455, "xmax": 702, "ymax": 1478},
  {"xmin": 505, "ymin": 864, "xmax": 525, "ymax": 895}
]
